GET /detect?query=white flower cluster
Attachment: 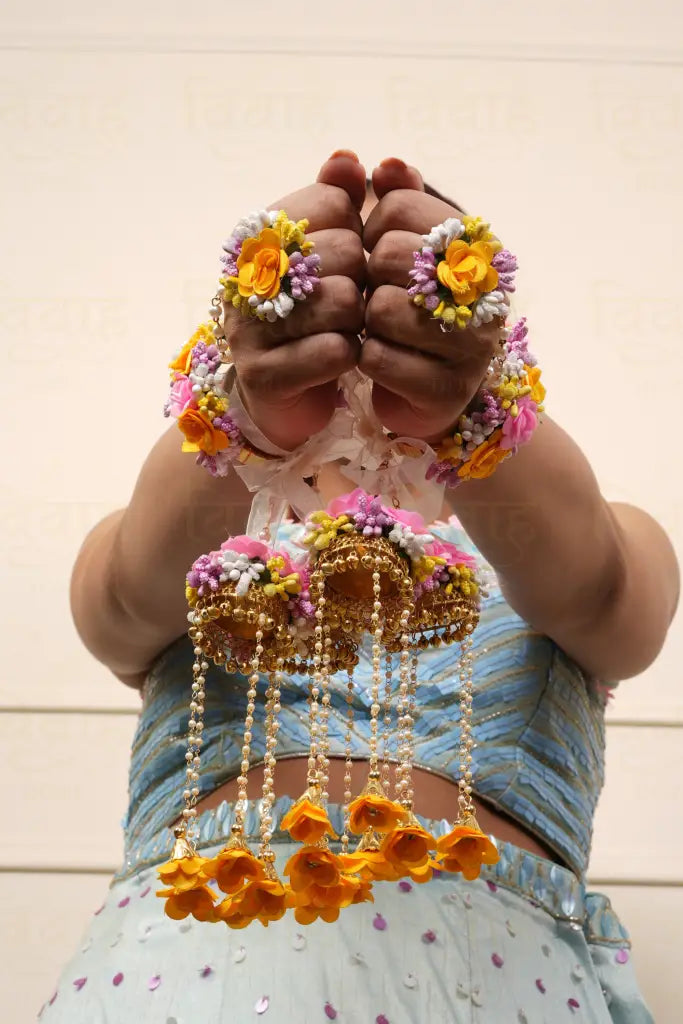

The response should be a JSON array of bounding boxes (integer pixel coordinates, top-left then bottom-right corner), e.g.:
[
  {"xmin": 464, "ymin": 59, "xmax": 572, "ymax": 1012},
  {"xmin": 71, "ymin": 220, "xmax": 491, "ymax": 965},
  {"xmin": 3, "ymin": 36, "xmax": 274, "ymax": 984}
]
[
  {"xmin": 188, "ymin": 360, "xmax": 219, "ymax": 397},
  {"xmin": 222, "ymin": 209, "xmax": 272, "ymax": 252},
  {"xmin": 246, "ymin": 291, "xmax": 294, "ymax": 323},
  {"xmin": 470, "ymin": 290, "xmax": 510, "ymax": 329},
  {"xmin": 422, "ymin": 217, "xmax": 464, "ymax": 252},
  {"xmin": 219, "ymin": 550, "xmax": 265, "ymax": 596},
  {"xmin": 456, "ymin": 414, "xmax": 497, "ymax": 452},
  {"xmin": 387, "ymin": 523, "xmax": 432, "ymax": 560}
]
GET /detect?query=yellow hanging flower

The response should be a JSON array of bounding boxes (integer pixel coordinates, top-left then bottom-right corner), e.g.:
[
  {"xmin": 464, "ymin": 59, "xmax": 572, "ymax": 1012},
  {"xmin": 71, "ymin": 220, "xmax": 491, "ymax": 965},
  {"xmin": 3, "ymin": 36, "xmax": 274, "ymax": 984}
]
[
  {"xmin": 303, "ymin": 512, "xmax": 355, "ymax": 551},
  {"xmin": 285, "ymin": 874, "xmax": 371, "ymax": 924},
  {"xmin": 217, "ymin": 876, "xmax": 288, "ymax": 929},
  {"xmin": 435, "ymin": 820, "xmax": 500, "ymax": 881},
  {"xmin": 339, "ymin": 849, "xmax": 401, "ymax": 882},
  {"xmin": 348, "ymin": 793, "xmax": 407, "ymax": 835},
  {"xmin": 157, "ymin": 884, "xmax": 217, "ymax": 922},
  {"xmin": 202, "ymin": 847, "xmax": 265, "ymax": 896},
  {"xmin": 380, "ymin": 823, "xmax": 436, "ymax": 874},
  {"xmin": 284, "ymin": 846, "xmax": 343, "ymax": 893},
  {"xmin": 156, "ymin": 854, "xmax": 210, "ymax": 893},
  {"xmin": 280, "ymin": 796, "xmax": 338, "ymax": 844}
]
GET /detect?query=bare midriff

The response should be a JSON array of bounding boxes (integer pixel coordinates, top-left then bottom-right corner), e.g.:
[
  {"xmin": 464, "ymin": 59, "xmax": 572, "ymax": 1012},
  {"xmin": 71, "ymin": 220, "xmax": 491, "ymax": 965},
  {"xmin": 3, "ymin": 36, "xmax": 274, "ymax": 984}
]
[{"xmin": 192, "ymin": 755, "xmax": 563, "ymax": 866}]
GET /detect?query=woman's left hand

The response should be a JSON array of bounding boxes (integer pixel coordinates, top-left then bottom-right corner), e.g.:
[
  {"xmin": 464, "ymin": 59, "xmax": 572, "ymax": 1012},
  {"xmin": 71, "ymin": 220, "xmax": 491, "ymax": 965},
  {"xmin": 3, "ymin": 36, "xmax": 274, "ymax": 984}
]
[{"xmin": 361, "ymin": 158, "xmax": 502, "ymax": 442}]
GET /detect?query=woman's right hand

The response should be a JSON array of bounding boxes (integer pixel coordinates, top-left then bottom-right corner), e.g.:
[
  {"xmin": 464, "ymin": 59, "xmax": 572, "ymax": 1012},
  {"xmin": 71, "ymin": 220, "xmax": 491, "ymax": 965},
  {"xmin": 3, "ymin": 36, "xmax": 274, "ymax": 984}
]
[{"xmin": 225, "ymin": 152, "xmax": 368, "ymax": 451}]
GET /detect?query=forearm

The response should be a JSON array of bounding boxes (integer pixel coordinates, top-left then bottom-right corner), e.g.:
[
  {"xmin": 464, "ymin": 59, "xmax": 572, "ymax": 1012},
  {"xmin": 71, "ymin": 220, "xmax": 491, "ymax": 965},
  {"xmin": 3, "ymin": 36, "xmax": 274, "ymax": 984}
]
[
  {"xmin": 71, "ymin": 425, "xmax": 252, "ymax": 676},
  {"xmin": 444, "ymin": 417, "xmax": 626, "ymax": 657}
]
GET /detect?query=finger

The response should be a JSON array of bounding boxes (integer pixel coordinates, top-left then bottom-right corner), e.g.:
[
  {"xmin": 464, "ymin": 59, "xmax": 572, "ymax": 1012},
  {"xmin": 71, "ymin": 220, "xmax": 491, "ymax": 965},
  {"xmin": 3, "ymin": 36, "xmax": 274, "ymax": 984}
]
[
  {"xmin": 228, "ymin": 275, "xmax": 365, "ymax": 351},
  {"xmin": 316, "ymin": 150, "xmax": 368, "ymax": 211},
  {"xmin": 367, "ymin": 229, "xmax": 421, "ymax": 289},
  {"xmin": 365, "ymin": 285, "xmax": 500, "ymax": 362},
  {"xmin": 364, "ymin": 188, "xmax": 460, "ymax": 252},
  {"xmin": 371, "ymin": 157, "xmax": 424, "ymax": 199},
  {"xmin": 307, "ymin": 228, "xmax": 366, "ymax": 287},
  {"xmin": 359, "ymin": 339, "xmax": 475, "ymax": 438},
  {"xmin": 238, "ymin": 332, "xmax": 361, "ymax": 399}
]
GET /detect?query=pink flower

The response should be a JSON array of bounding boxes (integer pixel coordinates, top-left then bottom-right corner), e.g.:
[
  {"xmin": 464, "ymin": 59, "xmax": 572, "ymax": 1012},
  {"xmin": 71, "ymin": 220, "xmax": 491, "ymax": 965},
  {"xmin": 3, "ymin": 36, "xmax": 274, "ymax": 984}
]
[
  {"xmin": 388, "ymin": 506, "xmax": 428, "ymax": 533},
  {"xmin": 167, "ymin": 374, "xmax": 196, "ymax": 418},
  {"xmin": 326, "ymin": 488, "xmax": 372, "ymax": 518},
  {"xmin": 500, "ymin": 397, "xmax": 537, "ymax": 451},
  {"xmin": 427, "ymin": 536, "xmax": 477, "ymax": 569},
  {"xmin": 220, "ymin": 536, "xmax": 273, "ymax": 561}
]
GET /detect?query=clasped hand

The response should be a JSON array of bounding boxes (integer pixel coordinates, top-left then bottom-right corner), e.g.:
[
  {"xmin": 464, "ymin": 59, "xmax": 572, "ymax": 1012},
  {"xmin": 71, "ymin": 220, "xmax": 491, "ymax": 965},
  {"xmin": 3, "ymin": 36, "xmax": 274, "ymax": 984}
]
[{"xmin": 227, "ymin": 152, "xmax": 502, "ymax": 452}]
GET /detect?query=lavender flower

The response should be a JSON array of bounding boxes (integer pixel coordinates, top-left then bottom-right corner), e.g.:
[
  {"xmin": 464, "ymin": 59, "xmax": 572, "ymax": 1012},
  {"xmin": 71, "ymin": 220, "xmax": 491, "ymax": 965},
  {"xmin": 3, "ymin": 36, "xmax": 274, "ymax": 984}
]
[
  {"xmin": 353, "ymin": 494, "xmax": 395, "ymax": 536},
  {"xmin": 407, "ymin": 249, "xmax": 438, "ymax": 299},
  {"xmin": 190, "ymin": 341, "xmax": 222, "ymax": 375},
  {"xmin": 220, "ymin": 237, "xmax": 242, "ymax": 277},
  {"xmin": 491, "ymin": 249, "xmax": 518, "ymax": 293},
  {"xmin": 187, "ymin": 554, "xmax": 223, "ymax": 596},
  {"xmin": 287, "ymin": 251, "xmax": 321, "ymax": 300}
]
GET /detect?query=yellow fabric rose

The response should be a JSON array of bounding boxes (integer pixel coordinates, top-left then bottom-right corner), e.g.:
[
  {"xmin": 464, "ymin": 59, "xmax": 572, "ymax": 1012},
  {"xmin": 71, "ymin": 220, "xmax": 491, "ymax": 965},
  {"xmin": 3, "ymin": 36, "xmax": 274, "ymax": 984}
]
[
  {"xmin": 437, "ymin": 240, "xmax": 499, "ymax": 306},
  {"xmin": 178, "ymin": 407, "xmax": 229, "ymax": 456},
  {"xmin": 457, "ymin": 430, "xmax": 510, "ymax": 482},
  {"xmin": 236, "ymin": 227, "xmax": 289, "ymax": 300},
  {"xmin": 169, "ymin": 323, "xmax": 215, "ymax": 375},
  {"xmin": 524, "ymin": 364, "xmax": 546, "ymax": 407},
  {"xmin": 380, "ymin": 823, "xmax": 436, "ymax": 871}
]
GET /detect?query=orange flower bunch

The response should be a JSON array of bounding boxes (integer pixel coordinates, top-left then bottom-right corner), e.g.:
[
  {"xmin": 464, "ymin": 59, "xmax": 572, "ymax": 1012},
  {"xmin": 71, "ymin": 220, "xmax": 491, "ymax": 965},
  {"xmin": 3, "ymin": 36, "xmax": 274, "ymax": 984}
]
[{"xmin": 435, "ymin": 816, "xmax": 500, "ymax": 880}]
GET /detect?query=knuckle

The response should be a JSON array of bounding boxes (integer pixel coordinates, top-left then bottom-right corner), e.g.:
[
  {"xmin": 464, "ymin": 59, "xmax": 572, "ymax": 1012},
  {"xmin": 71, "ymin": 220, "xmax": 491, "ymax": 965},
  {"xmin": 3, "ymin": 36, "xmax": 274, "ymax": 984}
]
[
  {"xmin": 324, "ymin": 276, "xmax": 363, "ymax": 325},
  {"xmin": 366, "ymin": 285, "xmax": 395, "ymax": 329},
  {"xmin": 369, "ymin": 232, "xmax": 408, "ymax": 283}
]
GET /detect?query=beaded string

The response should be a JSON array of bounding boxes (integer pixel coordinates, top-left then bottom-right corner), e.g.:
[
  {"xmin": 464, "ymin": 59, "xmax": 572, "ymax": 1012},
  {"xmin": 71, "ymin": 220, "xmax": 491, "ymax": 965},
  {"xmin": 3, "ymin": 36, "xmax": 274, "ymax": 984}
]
[
  {"xmin": 258, "ymin": 658, "xmax": 282, "ymax": 858},
  {"xmin": 318, "ymin": 582, "xmax": 333, "ymax": 802},
  {"xmin": 457, "ymin": 632, "xmax": 476, "ymax": 819},
  {"xmin": 307, "ymin": 569, "xmax": 325, "ymax": 788},
  {"xmin": 381, "ymin": 653, "xmax": 393, "ymax": 792},
  {"xmin": 182, "ymin": 631, "xmax": 208, "ymax": 844},
  {"xmin": 341, "ymin": 667, "xmax": 355, "ymax": 854},
  {"xmin": 234, "ymin": 618, "xmax": 265, "ymax": 834},
  {"xmin": 394, "ymin": 606, "xmax": 413, "ymax": 807},
  {"xmin": 367, "ymin": 556, "xmax": 384, "ymax": 779},
  {"xmin": 405, "ymin": 650, "xmax": 419, "ymax": 809}
]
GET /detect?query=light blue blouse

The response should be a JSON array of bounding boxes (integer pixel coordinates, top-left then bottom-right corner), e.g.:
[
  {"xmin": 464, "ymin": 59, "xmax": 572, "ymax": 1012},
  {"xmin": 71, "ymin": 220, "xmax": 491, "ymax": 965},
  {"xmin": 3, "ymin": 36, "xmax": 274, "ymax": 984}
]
[{"xmin": 123, "ymin": 519, "xmax": 608, "ymax": 880}]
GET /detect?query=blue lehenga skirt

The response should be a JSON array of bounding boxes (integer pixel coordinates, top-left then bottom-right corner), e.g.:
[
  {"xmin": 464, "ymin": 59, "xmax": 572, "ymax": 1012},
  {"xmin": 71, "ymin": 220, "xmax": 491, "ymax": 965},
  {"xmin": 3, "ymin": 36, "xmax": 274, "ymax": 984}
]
[{"xmin": 39, "ymin": 798, "xmax": 654, "ymax": 1024}]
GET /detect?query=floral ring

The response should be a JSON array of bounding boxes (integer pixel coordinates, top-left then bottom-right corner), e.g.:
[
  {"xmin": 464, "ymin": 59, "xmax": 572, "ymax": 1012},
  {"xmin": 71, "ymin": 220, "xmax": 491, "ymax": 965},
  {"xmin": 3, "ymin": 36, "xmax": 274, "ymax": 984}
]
[
  {"xmin": 220, "ymin": 209, "xmax": 322, "ymax": 323},
  {"xmin": 407, "ymin": 215, "xmax": 516, "ymax": 332}
]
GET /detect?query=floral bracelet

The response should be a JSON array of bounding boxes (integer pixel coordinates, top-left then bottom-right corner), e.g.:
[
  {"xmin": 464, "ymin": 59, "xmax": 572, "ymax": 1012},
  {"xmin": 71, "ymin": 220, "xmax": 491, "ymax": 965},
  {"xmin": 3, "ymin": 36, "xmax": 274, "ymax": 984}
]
[{"xmin": 426, "ymin": 318, "xmax": 545, "ymax": 487}]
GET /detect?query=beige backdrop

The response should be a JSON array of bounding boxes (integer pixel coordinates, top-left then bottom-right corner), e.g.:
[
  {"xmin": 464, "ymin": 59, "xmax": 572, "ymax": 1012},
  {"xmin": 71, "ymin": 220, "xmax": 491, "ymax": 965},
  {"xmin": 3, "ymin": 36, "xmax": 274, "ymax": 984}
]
[{"xmin": 1, "ymin": 1, "xmax": 682, "ymax": 1021}]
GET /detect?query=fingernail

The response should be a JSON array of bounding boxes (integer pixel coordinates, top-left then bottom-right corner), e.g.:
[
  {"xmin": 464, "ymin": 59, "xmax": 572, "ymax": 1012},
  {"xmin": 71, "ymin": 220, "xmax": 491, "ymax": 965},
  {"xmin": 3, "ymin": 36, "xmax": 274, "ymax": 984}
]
[
  {"xmin": 380, "ymin": 157, "xmax": 407, "ymax": 170},
  {"xmin": 330, "ymin": 149, "xmax": 360, "ymax": 162}
]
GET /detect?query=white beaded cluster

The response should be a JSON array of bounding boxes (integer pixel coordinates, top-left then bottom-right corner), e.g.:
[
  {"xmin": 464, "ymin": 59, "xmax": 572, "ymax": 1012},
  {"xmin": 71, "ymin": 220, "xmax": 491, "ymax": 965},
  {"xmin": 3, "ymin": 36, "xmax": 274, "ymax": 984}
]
[
  {"xmin": 219, "ymin": 550, "xmax": 266, "ymax": 596},
  {"xmin": 421, "ymin": 217, "xmax": 465, "ymax": 250},
  {"xmin": 386, "ymin": 522, "xmax": 432, "ymax": 560},
  {"xmin": 470, "ymin": 289, "xmax": 509, "ymax": 329}
]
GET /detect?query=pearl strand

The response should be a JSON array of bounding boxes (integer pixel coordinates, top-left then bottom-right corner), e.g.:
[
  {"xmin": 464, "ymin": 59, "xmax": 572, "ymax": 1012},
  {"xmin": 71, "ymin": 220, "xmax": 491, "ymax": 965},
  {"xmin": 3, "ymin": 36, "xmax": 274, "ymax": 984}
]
[
  {"xmin": 307, "ymin": 569, "xmax": 324, "ymax": 787},
  {"xmin": 368, "ymin": 557, "xmax": 384, "ymax": 777},
  {"xmin": 234, "ymin": 619, "xmax": 265, "ymax": 832},
  {"xmin": 405, "ymin": 649, "xmax": 419, "ymax": 809},
  {"xmin": 341, "ymin": 668, "xmax": 355, "ymax": 854},
  {"xmin": 258, "ymin": 658, "xmax": 282, "ymax": 856},
  {"xmin": 457, "ymin": 632, "xmax": 476, "ymax": 819},
  {"xmin": 394, "ymin": 606, "xmax": 413, "ymax": 807},
  {"xmin": 381, "ymin": 653, "xmax": 393, "ymax": 792},
  {"xmin": 182, "ymin": 631, "xmax": 208, "ymax": 844},
  {"xmin": 317, "ymin": 576, "xmax": 332, "ymax": 801}
]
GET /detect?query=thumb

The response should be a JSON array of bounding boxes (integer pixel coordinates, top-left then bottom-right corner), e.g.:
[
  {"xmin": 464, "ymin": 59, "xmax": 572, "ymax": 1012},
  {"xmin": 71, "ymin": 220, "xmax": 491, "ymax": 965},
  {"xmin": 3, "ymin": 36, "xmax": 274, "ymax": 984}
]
[
  {"xmin": 372, "ymin": 157, "xmax": 424, "ymax": 199},
  {"xmin": 316, "ymin": 150, "xmax": 368, "ymax": 211}
]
